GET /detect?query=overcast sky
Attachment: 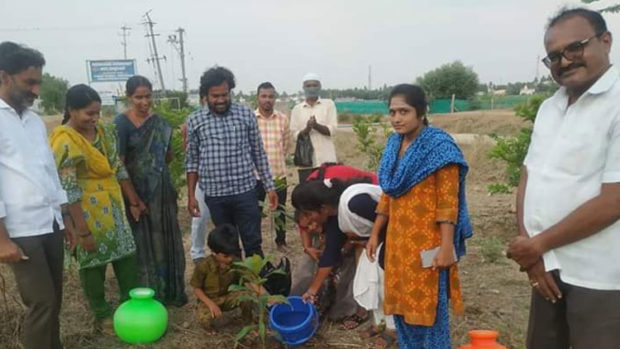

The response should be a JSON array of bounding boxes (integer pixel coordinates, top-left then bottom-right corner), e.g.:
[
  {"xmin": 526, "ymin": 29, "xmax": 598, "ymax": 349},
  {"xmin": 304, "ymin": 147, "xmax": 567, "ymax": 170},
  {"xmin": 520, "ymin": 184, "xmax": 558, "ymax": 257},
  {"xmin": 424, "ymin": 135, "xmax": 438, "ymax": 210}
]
[{"xmin": 2, "ymin": 0, "xmax": 619, "ymax": 95}]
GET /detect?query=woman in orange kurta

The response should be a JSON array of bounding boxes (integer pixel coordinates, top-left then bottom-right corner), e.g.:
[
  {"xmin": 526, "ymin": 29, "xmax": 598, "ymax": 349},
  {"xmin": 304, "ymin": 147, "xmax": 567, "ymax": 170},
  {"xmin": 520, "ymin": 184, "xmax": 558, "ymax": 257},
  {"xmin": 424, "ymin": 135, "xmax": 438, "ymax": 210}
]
[
  {"xmin": 377, "ymin": 164, "xmax": 464, "ymax": 325},
  {"xmin": 367, "ymin": 84, "xmax": 472, "ymax": 349}
]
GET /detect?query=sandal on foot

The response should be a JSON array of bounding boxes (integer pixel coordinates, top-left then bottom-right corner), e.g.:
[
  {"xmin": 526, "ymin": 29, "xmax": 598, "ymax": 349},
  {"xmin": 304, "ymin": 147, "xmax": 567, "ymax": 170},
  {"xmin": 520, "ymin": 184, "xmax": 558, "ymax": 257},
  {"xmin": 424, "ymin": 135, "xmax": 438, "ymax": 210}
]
[{"xmin": 359, "ymin": 324, "xmax": 383, "ymax": 339}]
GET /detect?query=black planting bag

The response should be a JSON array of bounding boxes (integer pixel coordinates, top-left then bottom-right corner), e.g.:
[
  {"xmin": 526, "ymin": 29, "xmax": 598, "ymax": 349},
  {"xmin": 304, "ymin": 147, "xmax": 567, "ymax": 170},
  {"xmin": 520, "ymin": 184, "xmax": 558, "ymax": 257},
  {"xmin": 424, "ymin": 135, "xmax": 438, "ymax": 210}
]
[{"xmin": 294, "ymin": 133, "xmax": 314, "ymax": 167}]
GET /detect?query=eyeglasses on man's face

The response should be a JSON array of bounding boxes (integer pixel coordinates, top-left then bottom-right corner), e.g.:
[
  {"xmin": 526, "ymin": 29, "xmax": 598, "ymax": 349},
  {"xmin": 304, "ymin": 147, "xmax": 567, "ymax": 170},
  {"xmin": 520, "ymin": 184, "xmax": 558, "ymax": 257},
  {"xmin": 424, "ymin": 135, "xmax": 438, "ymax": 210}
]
[{"xmin": 542, "ymin": 32, "xmax": 604, "ymax": 68}]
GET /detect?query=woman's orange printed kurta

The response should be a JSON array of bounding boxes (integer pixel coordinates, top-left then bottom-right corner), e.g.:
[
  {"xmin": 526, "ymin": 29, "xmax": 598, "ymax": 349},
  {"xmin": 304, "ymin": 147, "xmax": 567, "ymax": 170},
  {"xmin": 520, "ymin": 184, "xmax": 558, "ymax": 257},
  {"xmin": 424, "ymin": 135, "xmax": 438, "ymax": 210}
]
[{"xmin": 377, "ymin": 164, "xmax": 464, "ymax": 326}]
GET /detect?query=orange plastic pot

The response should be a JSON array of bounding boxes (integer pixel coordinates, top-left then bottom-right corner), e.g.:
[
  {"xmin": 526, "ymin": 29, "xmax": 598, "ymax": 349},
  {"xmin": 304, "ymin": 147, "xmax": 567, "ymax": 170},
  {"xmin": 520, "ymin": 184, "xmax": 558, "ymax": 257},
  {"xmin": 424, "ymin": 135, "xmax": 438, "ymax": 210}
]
[{"xmin": 460, "ymin": 330, "xmax": 506, "ymax": 349}]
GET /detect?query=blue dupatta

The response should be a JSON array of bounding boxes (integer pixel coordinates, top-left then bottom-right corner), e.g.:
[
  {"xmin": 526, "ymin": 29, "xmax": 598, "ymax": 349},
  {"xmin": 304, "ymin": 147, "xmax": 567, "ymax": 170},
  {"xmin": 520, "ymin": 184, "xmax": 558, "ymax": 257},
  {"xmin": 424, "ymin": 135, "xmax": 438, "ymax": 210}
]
[{"xmin": 378, "ymin": 127, "xmax": 472, "ymax": 257}]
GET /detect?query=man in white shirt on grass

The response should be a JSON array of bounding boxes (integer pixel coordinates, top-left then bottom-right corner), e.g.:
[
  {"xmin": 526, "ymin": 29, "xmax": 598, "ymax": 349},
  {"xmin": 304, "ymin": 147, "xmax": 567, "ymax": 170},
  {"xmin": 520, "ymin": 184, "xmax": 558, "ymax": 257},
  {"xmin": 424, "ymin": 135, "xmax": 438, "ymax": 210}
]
[
  {"xmin": 290, "ymin": 73, "xmax": 338, "ymax": 182},
  {"xmin": 0, "ymin": 42, "xmax": 75, "ymax": 349},
  {"xmin": 507, "ymin": 8, "xmax": 620, "ymax": 349}
]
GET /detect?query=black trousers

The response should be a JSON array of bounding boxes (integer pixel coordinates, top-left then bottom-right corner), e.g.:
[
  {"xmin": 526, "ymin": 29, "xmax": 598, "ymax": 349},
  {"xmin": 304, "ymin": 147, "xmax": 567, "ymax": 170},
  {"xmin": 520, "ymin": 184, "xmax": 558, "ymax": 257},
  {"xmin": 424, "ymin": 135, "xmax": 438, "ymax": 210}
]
[
  {"xmin": 10, "ymin": 221, "xmax": 64, "ymax": 349},
  {"xmin": 205, "ymin": 189, "xmax": 263, "ymax": 257}
]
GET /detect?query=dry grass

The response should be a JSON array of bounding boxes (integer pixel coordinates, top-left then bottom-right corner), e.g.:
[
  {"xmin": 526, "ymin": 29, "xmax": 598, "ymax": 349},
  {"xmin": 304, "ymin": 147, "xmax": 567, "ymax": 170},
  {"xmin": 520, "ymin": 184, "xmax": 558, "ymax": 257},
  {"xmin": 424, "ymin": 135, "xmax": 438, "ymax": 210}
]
[{"xmin": 0, "ymin": 110, "xmax": 530, "ymax": 348}]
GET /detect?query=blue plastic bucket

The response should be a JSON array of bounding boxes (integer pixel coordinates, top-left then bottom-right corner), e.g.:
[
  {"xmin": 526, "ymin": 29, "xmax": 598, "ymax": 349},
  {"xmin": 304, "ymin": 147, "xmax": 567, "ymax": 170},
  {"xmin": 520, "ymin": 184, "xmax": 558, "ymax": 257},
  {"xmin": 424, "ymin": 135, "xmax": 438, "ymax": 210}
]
[{"xmin": 269, "ymin": 296, "xmax": 319, "ymax": 346}]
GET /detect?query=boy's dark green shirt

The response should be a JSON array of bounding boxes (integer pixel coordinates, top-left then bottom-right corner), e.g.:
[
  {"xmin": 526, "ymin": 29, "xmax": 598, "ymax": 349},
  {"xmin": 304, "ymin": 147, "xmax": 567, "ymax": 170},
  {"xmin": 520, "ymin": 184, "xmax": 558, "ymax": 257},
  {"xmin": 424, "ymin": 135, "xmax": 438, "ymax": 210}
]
[{"xmin": 190, "ymin": 255, "xmax": 240, "ymax": 298}]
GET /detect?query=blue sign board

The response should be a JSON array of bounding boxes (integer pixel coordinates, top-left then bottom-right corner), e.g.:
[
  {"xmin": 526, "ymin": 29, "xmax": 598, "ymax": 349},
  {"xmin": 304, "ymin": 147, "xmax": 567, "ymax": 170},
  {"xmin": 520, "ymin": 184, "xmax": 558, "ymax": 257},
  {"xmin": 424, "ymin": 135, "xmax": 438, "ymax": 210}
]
[{"xmin": 88, "ymin": 60, "xmax": 136, "ymax": 82}]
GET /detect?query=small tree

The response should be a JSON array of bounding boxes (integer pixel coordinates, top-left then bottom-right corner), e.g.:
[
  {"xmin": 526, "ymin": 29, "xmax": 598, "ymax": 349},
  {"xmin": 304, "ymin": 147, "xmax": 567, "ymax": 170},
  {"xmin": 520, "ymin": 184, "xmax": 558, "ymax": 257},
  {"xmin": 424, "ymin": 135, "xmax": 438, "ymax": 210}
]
[
  {"xmin": 416, "ymin": 61, "xmax": 480, "ymax": 100},
  {"xmin": 352, "ymin": 117, "xmax": 392, "ymax": 171},
  {"xmin": 152, "ymin": 102, "xmax": 192, "ymax": 191},
  {"xmin": 506, "ymin": 82, "xmax": 526, "ymax": 96},
  {"xmin": 488, "ymin": 96, "xmax": 544, "ymax": 193},
  {"xmin": 229, "ymin": 255, "xmax": 287, "ymax": 349},
  {"xmin": 259, "ymin": 176, "xmax": 292, "ymax": 246},
  {"xmin": 40, "ymin": 73, "xmax": 69, "ymax": 115}
]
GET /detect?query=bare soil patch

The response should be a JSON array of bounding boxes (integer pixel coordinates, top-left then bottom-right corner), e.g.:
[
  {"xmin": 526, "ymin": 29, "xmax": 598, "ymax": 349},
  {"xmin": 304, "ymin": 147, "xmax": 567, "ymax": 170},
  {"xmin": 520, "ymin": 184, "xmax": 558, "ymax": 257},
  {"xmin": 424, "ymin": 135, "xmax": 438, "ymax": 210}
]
[{"xmin": 431, "ymin": 109, "xmax": 528, "ymax": 137}]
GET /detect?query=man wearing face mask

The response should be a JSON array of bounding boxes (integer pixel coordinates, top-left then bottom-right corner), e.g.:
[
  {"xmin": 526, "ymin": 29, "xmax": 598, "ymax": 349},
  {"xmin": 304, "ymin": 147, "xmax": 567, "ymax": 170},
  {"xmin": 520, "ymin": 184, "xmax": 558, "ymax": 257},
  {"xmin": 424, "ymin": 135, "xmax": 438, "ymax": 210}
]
[{"xmin": 290, "ymin": 73, "xmax": 338, "ymax": 182}]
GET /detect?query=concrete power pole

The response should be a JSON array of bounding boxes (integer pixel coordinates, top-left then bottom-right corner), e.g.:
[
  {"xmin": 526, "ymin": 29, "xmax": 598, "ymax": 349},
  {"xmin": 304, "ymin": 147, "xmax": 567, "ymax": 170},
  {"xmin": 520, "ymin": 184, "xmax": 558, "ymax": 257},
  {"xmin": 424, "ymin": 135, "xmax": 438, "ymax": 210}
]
[
  {"xmin": 143, "ymin": 11, "xmax": 166, "ymax": 92},
  {"xmin": 120, "ymin": 25, "xmax": 131, "ymax": 59},
  {"xmin": 368, "ymin": 65, "xmax": 372, "ymax": 90},
  {"xmin": 168, "ymin": 28, "xmax": 188, "ymax": 93}
]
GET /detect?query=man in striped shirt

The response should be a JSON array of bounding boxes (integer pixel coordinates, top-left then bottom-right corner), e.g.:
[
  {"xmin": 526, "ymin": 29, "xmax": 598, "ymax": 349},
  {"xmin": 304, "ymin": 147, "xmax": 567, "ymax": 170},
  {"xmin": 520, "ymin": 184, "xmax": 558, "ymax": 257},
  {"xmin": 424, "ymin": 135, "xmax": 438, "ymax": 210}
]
[{"xmin": 254, "ymin": 82, "xmax": 292, "ymax": 251}]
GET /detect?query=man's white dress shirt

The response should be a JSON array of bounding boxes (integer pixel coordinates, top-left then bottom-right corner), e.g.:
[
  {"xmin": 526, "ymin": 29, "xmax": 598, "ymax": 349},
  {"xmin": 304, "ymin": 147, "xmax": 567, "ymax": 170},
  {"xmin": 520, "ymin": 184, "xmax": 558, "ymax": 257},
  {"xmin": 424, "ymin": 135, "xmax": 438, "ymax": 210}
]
[
  {"xmin": 524, "ymin": 66, "xmax": 620, "ymax": 290},
  {"xmin": 0, "ymin": 98, "xmax": 67, "ymax": 238}
]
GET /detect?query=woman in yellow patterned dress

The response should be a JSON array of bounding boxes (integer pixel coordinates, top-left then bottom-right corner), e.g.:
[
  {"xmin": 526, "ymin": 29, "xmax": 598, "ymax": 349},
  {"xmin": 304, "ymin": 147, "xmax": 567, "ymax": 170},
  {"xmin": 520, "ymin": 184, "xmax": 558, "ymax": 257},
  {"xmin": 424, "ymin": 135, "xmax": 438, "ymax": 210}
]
[
  {"xmin": 49, "ymin": 85, "xmax": 145, "ymax": 333},
  {"xmin": 366, "ymin": 84, "xmax": 472, "ymax": 348}
]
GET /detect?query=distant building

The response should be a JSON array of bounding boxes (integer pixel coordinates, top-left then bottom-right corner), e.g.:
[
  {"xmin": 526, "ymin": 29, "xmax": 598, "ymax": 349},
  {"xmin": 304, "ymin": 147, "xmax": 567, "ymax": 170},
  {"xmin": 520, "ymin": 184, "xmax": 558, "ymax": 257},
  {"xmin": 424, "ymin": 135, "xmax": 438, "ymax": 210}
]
[
  {"xmin": 492, "ymin": 89, "xmax": 507, "ymax": 96},
  {"xmin": 520, "ymin": 85, "xmax": 536, "ymax": 95}
]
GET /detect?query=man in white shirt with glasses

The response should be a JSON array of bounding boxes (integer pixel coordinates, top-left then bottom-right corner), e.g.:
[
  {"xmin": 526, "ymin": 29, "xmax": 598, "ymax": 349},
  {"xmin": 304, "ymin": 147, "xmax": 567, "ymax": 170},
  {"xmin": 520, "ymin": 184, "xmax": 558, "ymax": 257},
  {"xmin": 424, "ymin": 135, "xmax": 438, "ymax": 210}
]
[
  {"xmin": 507, "ymin": 8, "xmax": 620, "ymax": 349},
  {"xmin": 0, "ymin": 42, "xmax": 75, "ymax": 349}
]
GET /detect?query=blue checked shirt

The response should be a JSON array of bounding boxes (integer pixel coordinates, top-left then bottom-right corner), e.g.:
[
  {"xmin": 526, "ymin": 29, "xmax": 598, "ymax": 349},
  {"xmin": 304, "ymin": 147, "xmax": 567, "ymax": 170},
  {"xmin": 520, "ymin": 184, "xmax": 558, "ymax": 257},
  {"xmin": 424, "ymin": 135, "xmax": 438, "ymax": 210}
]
[{"xmin": 185, "ymin": 103, "xmax": 275, "ymax": 197}]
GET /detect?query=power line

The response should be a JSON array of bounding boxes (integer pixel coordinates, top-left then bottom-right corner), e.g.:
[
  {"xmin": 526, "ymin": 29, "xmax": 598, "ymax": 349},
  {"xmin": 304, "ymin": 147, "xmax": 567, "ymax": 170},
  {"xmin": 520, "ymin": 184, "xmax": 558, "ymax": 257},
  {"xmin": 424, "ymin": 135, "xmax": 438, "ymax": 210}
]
[
  {"xmin": 0, "ymin": 24, "xmax": 178, "ymax": 33},
  {"xmin": 0, "ymin": 25, "xmax": 117, "ymax": 32}
]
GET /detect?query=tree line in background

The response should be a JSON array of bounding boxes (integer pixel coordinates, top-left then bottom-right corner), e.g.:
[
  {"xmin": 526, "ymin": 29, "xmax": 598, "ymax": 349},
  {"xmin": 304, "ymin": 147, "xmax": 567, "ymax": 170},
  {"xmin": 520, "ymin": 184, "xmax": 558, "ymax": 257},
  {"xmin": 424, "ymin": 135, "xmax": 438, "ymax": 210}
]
[
  {"xmin": 40, "ymin": 73, "xmax": 68, "ymax": 115},
  {"xmin": 320, "ymin": 86, "xmax": 393, "ymax": 100},
  {"xmin": 231, "ymin": 85, "xmax": 394, "ymax": 102},
  {"xmin": 415, "ymin": 61, "xmax": 560, "ymax": 101},
  {"xmin": 40, "ymin": 61, "xmax": 557, "ymax": 115},
  {"xmin": 416, "ymin": 61, "xmax": 480, "ymax": 100}
]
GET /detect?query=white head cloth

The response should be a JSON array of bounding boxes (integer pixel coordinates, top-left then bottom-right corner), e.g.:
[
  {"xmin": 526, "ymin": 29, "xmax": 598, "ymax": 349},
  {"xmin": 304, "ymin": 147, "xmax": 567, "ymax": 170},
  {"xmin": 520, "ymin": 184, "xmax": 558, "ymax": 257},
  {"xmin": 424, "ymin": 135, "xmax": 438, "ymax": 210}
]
[
  {"xmin": 302, "ymin": 72, "xmax": 321, "ymax": 84},
  {"xmin": 338, "ymin": 183, "xmax": 382, "ymax": 237}
]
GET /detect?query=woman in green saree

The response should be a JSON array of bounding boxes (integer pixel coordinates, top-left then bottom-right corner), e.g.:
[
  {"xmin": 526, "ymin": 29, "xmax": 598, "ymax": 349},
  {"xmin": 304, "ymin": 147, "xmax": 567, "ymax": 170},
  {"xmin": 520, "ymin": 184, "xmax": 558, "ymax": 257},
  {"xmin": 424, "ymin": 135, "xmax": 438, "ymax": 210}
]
[{"xmin": 114, "ymin": 76, "xmax": 187, "ymax": 306}]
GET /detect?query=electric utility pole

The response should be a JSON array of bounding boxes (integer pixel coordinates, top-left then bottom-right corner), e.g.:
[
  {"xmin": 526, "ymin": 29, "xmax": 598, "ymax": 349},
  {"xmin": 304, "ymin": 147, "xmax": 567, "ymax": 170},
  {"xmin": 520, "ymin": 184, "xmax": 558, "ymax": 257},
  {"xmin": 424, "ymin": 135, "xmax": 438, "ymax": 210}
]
[
  {"xmin": 168, "ymin": 28, "xmax": 188, "ymax": 93},
  {"xmin": 120, "ymin": 25, "xmax": 131, "ymax": 59},
  {"xmin": 143, "ymin": 10, "xmax": 166, "ymax": 92}
]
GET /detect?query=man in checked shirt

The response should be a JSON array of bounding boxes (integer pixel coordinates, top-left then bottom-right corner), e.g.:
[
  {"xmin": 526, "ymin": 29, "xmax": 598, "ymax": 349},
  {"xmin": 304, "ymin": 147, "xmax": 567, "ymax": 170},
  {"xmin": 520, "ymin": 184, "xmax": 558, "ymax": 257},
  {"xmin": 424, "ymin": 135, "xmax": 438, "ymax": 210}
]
[
  {"xmin": 254, "ymin": 82, "xmax": 292, "ymax": 252},
  {"xmin": 186, "ymin": 66, "xmax": 278, "ymax": 257}
]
